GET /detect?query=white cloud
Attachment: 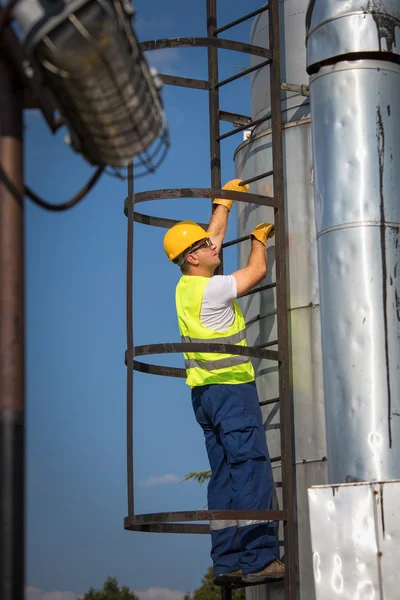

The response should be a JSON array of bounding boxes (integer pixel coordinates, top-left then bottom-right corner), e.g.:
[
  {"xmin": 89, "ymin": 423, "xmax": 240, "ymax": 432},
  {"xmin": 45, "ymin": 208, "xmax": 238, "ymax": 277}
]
[
  {"xmin": 144, "ymin": 48, "xmax": 184, "ymax": 75},
  {"xmin": 135, "ymin": 587, "xmax": 185, "ymax": 600},
  {"xmin": 26, "ymin": 587, "xmax": 78, "ymax": 600},
  {"xmin": 26, "ymin": 587, "xmax": 186, "ymax": 600},
  {"xmin": 142, "ymin": 473, "xmax": 180, "ymax": 487}
]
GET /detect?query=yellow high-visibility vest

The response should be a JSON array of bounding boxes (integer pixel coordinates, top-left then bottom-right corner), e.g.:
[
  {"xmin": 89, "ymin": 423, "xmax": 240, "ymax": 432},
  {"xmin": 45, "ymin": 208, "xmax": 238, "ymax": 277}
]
[{"xmin": 175, "ymin": 275, "xmax": 255, "ymax": 387}]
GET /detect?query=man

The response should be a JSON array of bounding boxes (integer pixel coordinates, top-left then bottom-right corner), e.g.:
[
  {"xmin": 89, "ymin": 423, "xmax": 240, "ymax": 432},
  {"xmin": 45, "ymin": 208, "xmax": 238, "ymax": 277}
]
[{"xmin": 163, "ymin": 180, "xmax": 284, "ymax": 585}]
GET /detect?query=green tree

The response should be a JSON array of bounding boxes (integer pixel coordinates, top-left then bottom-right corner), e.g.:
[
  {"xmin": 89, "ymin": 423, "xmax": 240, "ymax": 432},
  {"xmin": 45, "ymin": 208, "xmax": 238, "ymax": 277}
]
[
  {"xmin": 185, "ymin": 567, "xmax": 245, "ymax": 600},
  {"xmin": 82, "ymin": 577, "xmax": 139, "ymax": 600},
  {"xmin": 182, "ymin": 470, "xmax": 211, "ymax": 485}
]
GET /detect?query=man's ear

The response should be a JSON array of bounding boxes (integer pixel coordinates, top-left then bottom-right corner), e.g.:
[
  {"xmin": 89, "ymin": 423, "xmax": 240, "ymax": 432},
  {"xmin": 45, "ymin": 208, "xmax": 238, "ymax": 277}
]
[{"xmin": 186, "ymin": 253, "xmax": 198, "ymax": 266}]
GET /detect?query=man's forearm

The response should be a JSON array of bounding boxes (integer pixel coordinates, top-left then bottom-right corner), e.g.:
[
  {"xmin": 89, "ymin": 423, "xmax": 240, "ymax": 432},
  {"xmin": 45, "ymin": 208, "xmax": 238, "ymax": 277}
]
[
  {"xmin": 248, "ymin": 238, "xmax": 267, "ymax": 274},
  {"xmin": 207, "ymin": 204, "xmax": 229, "ymax": 238}
]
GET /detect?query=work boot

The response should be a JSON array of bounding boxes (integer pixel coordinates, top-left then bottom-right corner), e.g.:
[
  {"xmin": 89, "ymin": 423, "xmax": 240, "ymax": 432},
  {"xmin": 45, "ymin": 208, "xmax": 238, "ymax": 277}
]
[
  {"xmin": 242, "ymin": 559, "xmax": 285, "ymax": 583},
  {"xmin": 214, "ymin": 570, "xmax": 242, "ymax": 586}
]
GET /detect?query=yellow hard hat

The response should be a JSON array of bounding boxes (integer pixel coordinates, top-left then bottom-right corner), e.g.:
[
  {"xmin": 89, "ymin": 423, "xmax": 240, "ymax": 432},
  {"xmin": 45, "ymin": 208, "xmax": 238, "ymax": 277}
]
[{"xmin": 164, "ymin": 220, "xmax": 214, "ymax": 262}]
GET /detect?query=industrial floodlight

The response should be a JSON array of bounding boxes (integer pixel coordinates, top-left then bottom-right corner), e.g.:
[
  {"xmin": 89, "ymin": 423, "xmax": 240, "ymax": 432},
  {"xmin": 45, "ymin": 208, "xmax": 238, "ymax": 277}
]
[{"xmin": 13, "ymin": 0, "xmax": 169, "ymax": 171}]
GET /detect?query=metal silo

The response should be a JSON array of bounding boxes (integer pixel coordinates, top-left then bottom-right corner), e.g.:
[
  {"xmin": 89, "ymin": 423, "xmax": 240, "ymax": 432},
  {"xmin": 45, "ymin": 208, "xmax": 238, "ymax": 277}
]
[
  {"xmin": 307, "ymin": 0, "xmax": 400, "ymax": 485},
  {"xmin": 234, "ymin": 2, "xmax": 327, "ymax": 598}
]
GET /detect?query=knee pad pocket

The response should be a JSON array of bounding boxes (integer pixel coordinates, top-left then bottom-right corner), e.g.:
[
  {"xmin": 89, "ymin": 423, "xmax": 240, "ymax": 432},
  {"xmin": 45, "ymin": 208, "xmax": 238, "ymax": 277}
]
[{"xmin": 219, "ymin": 415, "xmax": 268, "ymax": 464}]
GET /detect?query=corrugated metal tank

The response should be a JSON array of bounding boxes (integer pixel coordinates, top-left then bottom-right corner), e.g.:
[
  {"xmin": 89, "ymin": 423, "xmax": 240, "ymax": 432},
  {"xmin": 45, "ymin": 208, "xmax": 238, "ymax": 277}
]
[
  {"xmin": 306, "ymin": 0, "xmax": 400, "ymax": 485},
  {"xmin": 234, "ymin": 2, "xmax": 327, "ymax": 598}
]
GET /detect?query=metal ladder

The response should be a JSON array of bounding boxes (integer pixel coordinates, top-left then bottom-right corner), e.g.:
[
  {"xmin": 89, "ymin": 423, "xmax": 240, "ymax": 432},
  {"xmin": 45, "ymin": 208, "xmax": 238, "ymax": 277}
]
[{"xmin": 124, "ymin": 2, "xmax": 297, "ymax": 598}]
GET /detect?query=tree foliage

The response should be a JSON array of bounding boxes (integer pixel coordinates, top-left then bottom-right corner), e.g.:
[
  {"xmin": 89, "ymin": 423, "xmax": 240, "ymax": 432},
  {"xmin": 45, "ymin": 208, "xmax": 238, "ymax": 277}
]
[
  {"xmin": 184, "ymin": 567, "xmax": 245, "ymax": 600},
  {"xmin": 82, "ymin": 577, "xmax": 139, "ymax": 600},
  {"xmin": 182, "ymin": 470, "xmax": 211, "ymax": 485}
]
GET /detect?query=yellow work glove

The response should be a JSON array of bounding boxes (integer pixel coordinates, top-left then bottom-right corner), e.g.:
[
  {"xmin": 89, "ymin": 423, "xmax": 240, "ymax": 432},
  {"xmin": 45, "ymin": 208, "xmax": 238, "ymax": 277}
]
[
  {"xmin": 250, "ymin": 222, "xmax": 275, "ymax": 245},
  {"xmin": 213, "ymin": 179, "xmax": 249, "ymax": 212}
]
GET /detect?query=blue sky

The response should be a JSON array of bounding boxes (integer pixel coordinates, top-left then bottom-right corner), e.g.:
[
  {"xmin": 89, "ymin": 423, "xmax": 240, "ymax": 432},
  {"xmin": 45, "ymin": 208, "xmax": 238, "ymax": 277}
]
[{"xmin": 24, "ymin": 1, "xmax": 264, "ymax": 597}]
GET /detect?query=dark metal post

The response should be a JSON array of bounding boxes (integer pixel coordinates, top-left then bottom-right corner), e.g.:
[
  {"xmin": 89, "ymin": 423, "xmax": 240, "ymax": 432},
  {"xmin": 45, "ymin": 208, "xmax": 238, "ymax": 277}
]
[
  {"xmin": 206, "ymin": 0, "xmax": 221, "ymax": 190},
  {"xmin": 220, "ymin": 587, "xmax": 232, "ymax": 600},
  {"xmin": 268, "ymin": 0, "xmax": 297, "ymax": 598},
  {"xmin": 206, "ymin": 0, "xmax": 223, "ymax": 274},
  {"xmin": 126, "ymin": 162, "xmax": 134, "ymax": 521},
  {"xmin": 0, "ymin": 56, "xmax": 25, "ymax": 600}
]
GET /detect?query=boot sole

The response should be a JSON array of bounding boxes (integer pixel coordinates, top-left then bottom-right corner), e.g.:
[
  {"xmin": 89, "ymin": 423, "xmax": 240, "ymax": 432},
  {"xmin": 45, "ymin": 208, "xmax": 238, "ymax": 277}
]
[
  {"xmin": 214, "ymin": 576, "xmax": 243, "ymax": 587},
  {"xmin": 242, "ymin": 573, "xmax": 285, "ymax": 584}
]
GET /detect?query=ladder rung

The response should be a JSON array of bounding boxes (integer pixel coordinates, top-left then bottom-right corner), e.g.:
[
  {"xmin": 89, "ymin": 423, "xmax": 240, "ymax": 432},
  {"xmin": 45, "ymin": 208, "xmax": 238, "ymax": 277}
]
[
  {"xmin": 217, "ymin": 112, "xmax": 271, "ymax": 141},
  {"xmin": 158, "ymin": 74, "xmax": 208, "ymax": 90},
  {"xmin": 239, "ymin": 282, "xmax": 276, "ymax": 298},
  {"xmin": 222, "ymin": 234, "xmax": 248, "ymax": 249},
  {"xmin": 271, "ymin": 455, "xmax": 282, "ymax": 463},
  {"xmin": 281, "ymin": 82, "xmax": 310, "ymax": 97},
  {"xmin": 246, "ymin": 309, "xmax": 277, "ymax": 327},
  {"xmin": 256, "ymin": 340, "xmax": 278, "ymax": 349},
  {"xmin": 259, "ymin": 397, "xmax": 280, "ymax": 407},
  {"xmin": 216, "ymin": 59, "xmax": 271, "ymax": 88},
  {"xmin": 219, "ymin": 110, "xmax": 252, "ymax": 126},
  {"xmin": 240, "ymin": 170, "xmax": 274, "ymax": 186},
  {"xmin": 215, "ymin": 5, "xmax": 269, "ymax": 35}
]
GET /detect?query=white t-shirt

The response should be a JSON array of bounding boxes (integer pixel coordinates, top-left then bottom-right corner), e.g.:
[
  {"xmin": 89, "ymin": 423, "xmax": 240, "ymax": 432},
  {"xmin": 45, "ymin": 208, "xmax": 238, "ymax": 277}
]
[{"xmin": 200, "ymin": 275, "xmax": 237, "ymax": 332}]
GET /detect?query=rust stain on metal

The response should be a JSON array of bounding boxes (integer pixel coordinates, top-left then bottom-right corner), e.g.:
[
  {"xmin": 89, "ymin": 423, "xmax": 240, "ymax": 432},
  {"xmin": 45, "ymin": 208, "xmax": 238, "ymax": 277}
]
[
  {"xmin": 380, "ymin": 484, "xmax": 386, "ymax": 539},
  {"xmin": 367, "ymin": 1, "xmax": 399, "ymax": 52},
  {"xmin": 377, "ymin": 105, "xmax": 392, "ymax": 448}
]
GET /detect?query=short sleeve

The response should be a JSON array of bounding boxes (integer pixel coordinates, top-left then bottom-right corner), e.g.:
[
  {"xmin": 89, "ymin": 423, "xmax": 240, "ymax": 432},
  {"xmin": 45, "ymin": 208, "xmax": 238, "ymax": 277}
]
[{"xmin": 203, "ymin": 275, "xmax": 237, "ymax": 306}]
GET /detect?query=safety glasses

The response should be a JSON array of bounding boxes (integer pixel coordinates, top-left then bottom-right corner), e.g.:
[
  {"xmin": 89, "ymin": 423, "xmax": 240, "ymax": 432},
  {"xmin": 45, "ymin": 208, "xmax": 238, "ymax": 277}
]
[{"xmin": 189, "ymin": 238, "xmax": 213, "ymax": 253}]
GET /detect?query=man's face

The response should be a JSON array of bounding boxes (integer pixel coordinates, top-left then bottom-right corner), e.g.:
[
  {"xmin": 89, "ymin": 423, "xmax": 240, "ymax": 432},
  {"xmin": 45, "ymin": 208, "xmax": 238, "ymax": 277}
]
[{"xmin": 186, "ymin": 238, "xmax": 220, "ymax": 270}]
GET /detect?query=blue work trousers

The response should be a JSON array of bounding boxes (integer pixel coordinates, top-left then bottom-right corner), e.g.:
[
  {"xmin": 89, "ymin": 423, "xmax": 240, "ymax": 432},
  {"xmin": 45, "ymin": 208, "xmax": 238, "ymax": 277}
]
[{"xmin": 191, "ymin": 381, "xmax": 278, "ymax": 575}]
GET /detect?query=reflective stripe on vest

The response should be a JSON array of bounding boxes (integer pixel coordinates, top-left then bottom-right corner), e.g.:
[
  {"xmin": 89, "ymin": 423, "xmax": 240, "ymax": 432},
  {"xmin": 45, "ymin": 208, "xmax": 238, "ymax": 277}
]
[
  {"xmin": 181, "ymin": 329, "xmax": 246, "ymax": 345},
  {"xmin": 185, "ymin": 355, "xmax": 250, "ymax": 371}
]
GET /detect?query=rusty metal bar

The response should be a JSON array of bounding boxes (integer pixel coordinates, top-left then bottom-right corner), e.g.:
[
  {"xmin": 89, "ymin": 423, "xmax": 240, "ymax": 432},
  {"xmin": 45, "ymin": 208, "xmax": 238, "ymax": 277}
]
[
  {"xmin": 256, "ymin": 339, "xmax": 278, "ymax": 349},
  {"xmin": 270, "ymin": 455, "xmax": 282, "ymax": 463},
  {"xmin": 216, "ymin": 112, "xmax": 271, "ymax": 141},
  {"xmin": 259, "ymin": 397, "xmax": 280, "ymax": 407},
  {"xmin": 132, "ymin": 211, "xmax": 208, "ymax": 230},
  {"xmin": 124, "ymin": 188, "xmax": 277, "ymax": 213},
  {"xmin": 127, "ymin": 342, "xmax": 279, "ymax": 362},
  {"xmin": 222, "ymin": 234, "xmax": 248, "ymax": 248},
  {"xmin": 214, "ymin": 5, "xmax": 268, "ymax": 35},
  {"xmin": 206, "ymin": 0, "xmax": 223, "ymax": 275},
  {"xmin": 141, "ymin": 37, "xmax": 272, "ymax": 59},
  {"xmin": 246, "ymin": 309, "xmax": 277, "ymax": 327},
  {"xmin": 216, "ymin": 59, "xmax": 271, "ymax": 88},
  {"xmin": 269, "ymin": 0, "xmax": 297, "ymax": 596},
  {"xmin": 128, "ymin": 508, "xmax": 287, "ymax": 524},
  {"xmin": 126, "ymin": 163, "xmax": 134, "ymax": 521},
  {"xmin": 240, "ymin": 169, "xmax": 274, "ymax": 186},
  {"xmin": 0, "ymin": 54, "xmax": 25, "ymax": 600},
  {"xmin": 125, "ymin": 522, "xmax": 211, "ymax": 534},
  {"xmin": 281, "ymin": 82, "xmax": 309, "ymax": 97},
  {"xmin": 221, "ymin": 587, "xmax": 232, "ymax": 600},
  {"xmin": 219, "ymin": 110, "xmax": 251, "ymax": 126},
  {"xmin": 157, "ymin": 74, "xmax": 208, "ymax": 90},
  {"xmin": 239, "ymin": 282, "xmax": 276, "ymax": 298}
]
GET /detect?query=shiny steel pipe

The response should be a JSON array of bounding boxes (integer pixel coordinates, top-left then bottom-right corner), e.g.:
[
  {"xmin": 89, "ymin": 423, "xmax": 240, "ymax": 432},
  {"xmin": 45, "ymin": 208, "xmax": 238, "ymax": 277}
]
[{"xmin": 307, "ymin": 0, "xmax": 400, "ymax": 484}]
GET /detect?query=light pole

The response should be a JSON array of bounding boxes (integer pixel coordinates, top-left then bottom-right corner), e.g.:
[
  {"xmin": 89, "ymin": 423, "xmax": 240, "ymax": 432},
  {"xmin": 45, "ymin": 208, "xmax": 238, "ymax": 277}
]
[{"xmin": 0, "ymin": 54, "xmax": 25, "ymax": 600}]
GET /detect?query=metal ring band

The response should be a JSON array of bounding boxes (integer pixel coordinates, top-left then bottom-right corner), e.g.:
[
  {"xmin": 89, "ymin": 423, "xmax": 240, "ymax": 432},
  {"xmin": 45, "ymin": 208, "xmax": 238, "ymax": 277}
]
[
  {"xmin": 124, "ymin": 187, "xmax": 276, "ymax": 214},
  {"xmin": 125, "ymin": 343, "xmax": 280, "ymax": 379},
  {"xmin": 141, "ymin": 37, "xmax": 272, "ymax": 59},
  {"xmin": 124, "ymin": 509, "xmax": 287, "ymax": 533}
]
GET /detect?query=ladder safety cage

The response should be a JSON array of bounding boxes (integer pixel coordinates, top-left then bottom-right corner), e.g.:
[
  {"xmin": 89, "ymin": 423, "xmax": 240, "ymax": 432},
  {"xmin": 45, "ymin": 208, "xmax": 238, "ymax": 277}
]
[{"xmin": 124, "ymin": 1, "xmax": 297, "ymax": 598}]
